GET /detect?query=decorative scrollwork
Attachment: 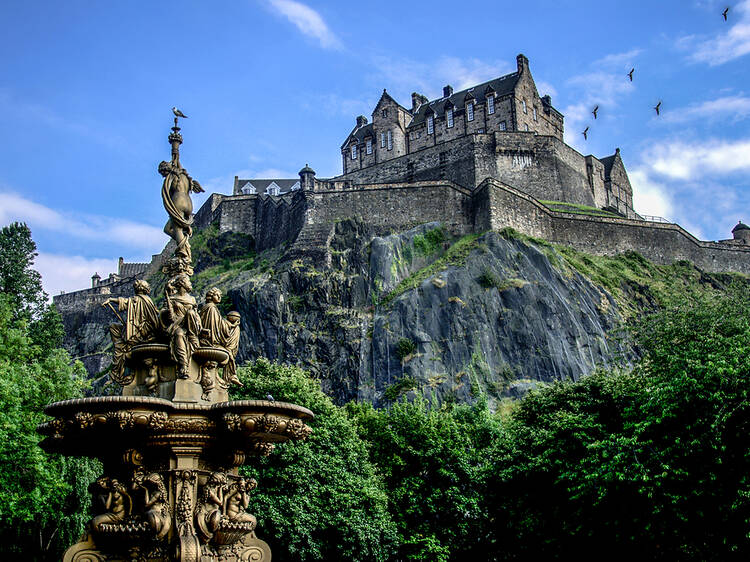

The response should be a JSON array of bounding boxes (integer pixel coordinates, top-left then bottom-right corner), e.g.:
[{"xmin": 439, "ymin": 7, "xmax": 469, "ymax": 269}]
[{"xmin": 284, "ymin": 418, "xmax": 312, "ymax": 440}]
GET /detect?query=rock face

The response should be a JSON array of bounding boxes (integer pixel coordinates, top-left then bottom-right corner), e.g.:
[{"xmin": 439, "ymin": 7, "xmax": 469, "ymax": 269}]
[{"xmin": 59, "ymin": 220, "xmax": 629, "ymax": 407}]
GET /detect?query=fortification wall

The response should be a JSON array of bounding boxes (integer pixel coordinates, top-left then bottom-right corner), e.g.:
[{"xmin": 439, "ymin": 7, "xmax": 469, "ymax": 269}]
[
  {"xmin": 307, "ymin": 182, "xmax": 473, "ymax": 235},
  {"xmin": 479, "ymin": 179, "xmax": 750, "ymax": 275},
  {"xmin": 338, "ymin": 135, "xmax": 484, "ymax": 189},
  {"xmin": 491, "ymin": 133, "xmax": 595, "ymax": 206},
  {"xmin": 254, "ymin": 193, "xmax": 308, "ymax": 251}
]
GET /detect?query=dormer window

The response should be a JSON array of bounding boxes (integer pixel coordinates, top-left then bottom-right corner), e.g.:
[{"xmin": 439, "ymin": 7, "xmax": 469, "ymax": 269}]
[
  {"xmin": 446, "ymin": 107, "xmax": 454, "ymax": 128},
  {"xmin": 387, "ymin": 130, "xmax": 392, "ymax": 150},
  {"xmin": 351, "ymin": 144, "xmax": 358, "ymax": 160},
  {"xmin": 241, "ymin": 182, "xmax": 257, "ymax": 195},
  {"xmin": 467, "ymin": 102, "xmax": 474, "ymax": 121},
  {"xmin": 366, "ymin": 138, "xmax": 372, "ymax": 154},
  {"xmin": 522, "ymin": 99, "xmax": 527, "ymax": 114},
  {"xmin": 487, "ymin": 95, "xmax": 495, "ymax": 115},
  {"xmin": 381, "ymin": 132, "xmax": 386, "ymax": 147},
  {"xmin": 427, "ymin": 114, "xmax": 434, "ymax": 134},
  {"xmin": 267, "ymin": 182, "xmax": 281, "ymax": 196}
]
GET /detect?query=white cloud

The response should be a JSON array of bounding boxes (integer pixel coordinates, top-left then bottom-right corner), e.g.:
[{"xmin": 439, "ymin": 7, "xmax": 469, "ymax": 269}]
[
  {"xmin": 370, "ymin": 55, "xmax": 513, "ymax": 100},
  {"xmin": 35, "ymin": 253, "xmax": 118, "ymax": 297},
  {"xmin": 594, "ymin": 48, "xmax": 643, "ymax": 69},
  {"xmin": 649, "ymin": 138, "xmax": 750, "ymax": 180},
  {"xmin": 682, "ymin": 0, "xmax": 750, "ymax": 65},
  {"xmin": 660, "ymin": 94, "xmax": 750, "ymax": 123},
  {"xmin": 267, "ymin": 0, "xmax": 341, "ymax": 50},
  {"xmin": 629, "ymin": 168, "xmax": 673, "ymax": 219},
  {"xmin": 0, "ymin": 191, "xmax": 165, "ymax": 250}
]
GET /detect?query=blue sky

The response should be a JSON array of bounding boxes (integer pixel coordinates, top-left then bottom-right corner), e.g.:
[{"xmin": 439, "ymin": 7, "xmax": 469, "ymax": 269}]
[{"xmin": 1, "ymin": 0, "xmax": 749, "ymax": 296}]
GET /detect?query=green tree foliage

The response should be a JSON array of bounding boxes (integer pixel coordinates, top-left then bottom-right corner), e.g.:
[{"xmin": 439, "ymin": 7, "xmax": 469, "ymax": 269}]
[
  {"xmin": 230, "ymin": 359, "xmax": 397, "ymax": 561},
  {"xmin": 486, "ymin": 286, "xmax": 750, "ymax": 559},
  {"xmin": 0, "ymin": 294, "xmax": 100, "ymax": 560},
  {"xmin": 346, "ymin": 396, "xmax": 502, "ymax": 561},
  {"xmin": 0, "ymin": 222, "xmax": 46, "ymax": 318},
  {"xmin": 0, "ymin": 224, "xmax": 99, "ymax": 560}
]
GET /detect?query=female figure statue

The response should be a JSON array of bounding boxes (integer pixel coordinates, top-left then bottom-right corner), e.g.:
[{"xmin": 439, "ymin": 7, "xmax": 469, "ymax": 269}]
[
  {"xmin": 159, "ymin": 159, "xmax": 203, "ymax": 265},
  {"xmin": 163, "ymin": 274, "xmax": 201, "ymax": 379}
]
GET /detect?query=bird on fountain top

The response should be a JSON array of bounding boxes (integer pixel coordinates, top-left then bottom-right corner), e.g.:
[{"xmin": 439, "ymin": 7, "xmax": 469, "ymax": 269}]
[{"xmin": 172, "ymin": 107, "xmax": 188, "ymax": 119}]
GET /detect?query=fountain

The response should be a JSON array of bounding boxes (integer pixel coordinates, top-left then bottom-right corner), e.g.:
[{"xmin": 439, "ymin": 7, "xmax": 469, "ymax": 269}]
[{"xmin": 37, "ymin": 115, "xmax": 313, "ymax": 561}]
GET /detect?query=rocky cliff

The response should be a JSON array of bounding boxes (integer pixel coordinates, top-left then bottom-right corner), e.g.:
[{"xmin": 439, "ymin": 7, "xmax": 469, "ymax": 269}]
[{"xmin": 58, "ymin": 220, "xmax": 743, "ymax": 407}]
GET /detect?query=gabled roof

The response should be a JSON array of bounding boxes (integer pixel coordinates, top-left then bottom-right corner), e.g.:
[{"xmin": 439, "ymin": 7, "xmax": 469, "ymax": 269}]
[
  {"xmin": 237, "ymin": 179, "xmax": 301, "ymax": 195},
  {"xmin": 408, "ymin": 72, "xmax": 520, "ymax": 128},
  {"xmin": 373, "ymin": 89, "xmax": 410, "ymax": 115},
  {"xmin": 340, "ymin": 123, "xmax": 374, "ymax": 149},
  {"xmin": 599, "ymin": 149, "xmax": 622, "ymax": 180}
]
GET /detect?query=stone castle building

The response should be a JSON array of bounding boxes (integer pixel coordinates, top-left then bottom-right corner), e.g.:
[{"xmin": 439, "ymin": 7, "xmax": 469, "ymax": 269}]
[{"xmin": 57, "ymin": 53, "xmax": 750, "ymax": 313}]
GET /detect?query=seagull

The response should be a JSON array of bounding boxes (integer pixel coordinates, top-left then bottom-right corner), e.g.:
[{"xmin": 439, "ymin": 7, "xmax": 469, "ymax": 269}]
[
  {"xmin": 582, "ymin": 126, "xmax": 589, "ymax": 140},
  {"xmin": 654, "ymin": 101, "xmax": 662, "ymax": 116},
  {"xmin": 628, "ymin": 68, "xmax": 635, "ymax": 82},
  {"xmin": 172, "ymin": 107, "xmax": 188, "ymax": 119},
  {"xmin": 723, "ymin": 6, "xmax": 729, "ymax": 20},
  {"xmin": 592, "ymin": 105, "xmax": 599, "ymax": 119},
  {"xmin": 265, "ymin": 393, "xmax": 275, "ymax": 402}
]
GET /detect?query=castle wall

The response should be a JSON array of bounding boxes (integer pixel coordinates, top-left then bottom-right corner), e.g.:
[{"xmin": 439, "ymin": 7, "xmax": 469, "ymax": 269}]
[
  {"xmin": 253, "ymin": 193, "xmax": 308, "ymax": 251},
  {"xmin": 480, "ymin": 179, "xmax": 750, "ymax": 275},
  {"xmin": 307, "ymin": 182, "xmax": 473, "ymax": 235},
  {"xmin": 491, "ymin": 133, "xmax": 596, "ymax": 206}
]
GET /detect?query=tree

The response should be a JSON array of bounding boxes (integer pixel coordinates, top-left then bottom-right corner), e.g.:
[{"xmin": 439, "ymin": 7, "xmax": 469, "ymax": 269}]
[
  {"xmin": 346, "ymin": 396, "xmax": 502, "ymax": 561},
  {"xmin": 0, "ymin": 222, "xmax": 46, "ymax": 319},
  {"xmin": 231, "ymin": 359, "xmax": 397, "ymax": 561},
  {"xmin": 0, "ymin": 294, "xmax": 100, "ymax": 560}
]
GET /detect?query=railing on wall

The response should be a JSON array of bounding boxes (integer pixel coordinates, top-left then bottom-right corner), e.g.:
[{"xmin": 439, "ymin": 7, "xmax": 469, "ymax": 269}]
[{"xmin": 641, "ymin": 215, "xmax": 671, "ymax": 224}]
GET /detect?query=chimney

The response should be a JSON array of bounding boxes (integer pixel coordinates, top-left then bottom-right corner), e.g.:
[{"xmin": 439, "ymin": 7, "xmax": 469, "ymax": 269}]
[
  {"xmin": 356, "ymin": 115, "xmax": 368, "ymax": 127},
  {"xmin": 118, "ymin": 256, "xmax": 124, "ymax": 275},
  {"xmin": 411, "ymin": 92, "xmax": 428, "ymax": 112},
  {"xmin": 443, "ymin": 85, "xmax": 453, "ymax": 98},
  {"xmin": 541, "ymin": 95, "xmax": 551, "ymax": 107},
  {"xmin": 516, "ymin": 53, "xmax": 529, "ymax": 73}
]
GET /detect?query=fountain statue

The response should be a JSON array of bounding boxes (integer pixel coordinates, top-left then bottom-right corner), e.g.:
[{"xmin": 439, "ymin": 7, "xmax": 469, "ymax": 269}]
[{"xmin": 38, "ymin": 114, "xmax": 313, "ymax": 561}]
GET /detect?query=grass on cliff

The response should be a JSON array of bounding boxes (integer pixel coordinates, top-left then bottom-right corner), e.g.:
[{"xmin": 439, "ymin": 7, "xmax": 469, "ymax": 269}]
[
  {"xmin": 380, "ymin": 232, "xmax": 483, "ymax": 307},
  {"xmin": 539, "ymin": 200, "xmax": 623, "ymax": 218},
  {"xmin": 499, "ymin": 226, "xmax": 749, "ymax": 315}
]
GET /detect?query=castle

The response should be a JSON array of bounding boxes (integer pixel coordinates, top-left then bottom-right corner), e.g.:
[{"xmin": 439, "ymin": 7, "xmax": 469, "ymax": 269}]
[{"xmin": 57, "ymin": 53, "xmax": 750, "ymax": 312}]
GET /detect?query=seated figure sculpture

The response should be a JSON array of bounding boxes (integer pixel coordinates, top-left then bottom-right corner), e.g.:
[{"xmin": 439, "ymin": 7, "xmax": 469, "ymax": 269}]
[
  {"xmin": 102, "ymin": 280, "xmax": 159, "ymax": 384},
  {"xmin": 199, "ymin": 288, "xmax": 242, "ymax": 386}
]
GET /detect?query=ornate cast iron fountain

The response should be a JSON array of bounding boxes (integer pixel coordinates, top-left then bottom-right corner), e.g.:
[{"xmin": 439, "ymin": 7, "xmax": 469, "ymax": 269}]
[{"xmin": 38, "ymin": 115, "xmax": 313, "ymax": 562}]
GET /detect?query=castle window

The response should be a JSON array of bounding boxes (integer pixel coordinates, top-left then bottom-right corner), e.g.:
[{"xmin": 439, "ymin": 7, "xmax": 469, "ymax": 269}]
[
  {"xmin": 467, "ymin": 102, "xmax": 474, "ymax": 121},
  {"xmin": 446, "ymin": 108, "xmax": 454, "ymax": 128},
  {"xmin": 387, "ymin": 130, "xmax": 393, "ymax": 150},
  {"xmin": 427, "ymin": 114, "xmax": 434, "ymax": 134},
  {"xmin": 381, "ymin": 132, "xmax": 386, "ymax": 147},
  {"xmin": 366, "ymin": 138, "xmax": 372, "ymax": 154},
  {"xmin": 499, "ymin": 121, "xmax": 507, "ymax": 131},
  {"xmin": 524, "ymin": 124, "xmax": 529, "ymax": 131},
  {"xmin": 439, "ymin": 152, "xmax": 447, "ymax": 165},
  {"xmin": 382, "ymin": 109, "xmax": 388, "ymax": 118},
  {"xmin": 533, "ymin": 107, "xmax": 537, "ymax": 121},
  {"xmin": 522, "ymin": 99, "xmax": 527, "ymax": 114},
  {"xmin": 487, "ymin": 95, "xmax": 495, "ymax": 114},
  {"xmin": 267, "ymin": 182, "xmax": 281, "ymax": 196},
  {"xmin": 351, "ymin": 145, "xmax": 358, "ymax": 160}
]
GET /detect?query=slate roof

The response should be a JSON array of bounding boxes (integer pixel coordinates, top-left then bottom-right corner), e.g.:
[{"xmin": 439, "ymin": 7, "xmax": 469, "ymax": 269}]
[
  {"xmin": 408, "ymin": 72, "xmax": 520, "ymax": 128},
  {"xmin": 341, "ymin": 123, "xmax": 374, "ymax": 149},
  {"xmin": 118, "ymin": 262, "xmax": 148, "ymax": 278},
  {"xmin": 236, "ymin": 179, "xmax": 301, "ymax": 195},
  {"xmin": 599, "ymin": 154, "xmax": 616, "ymax": 178}
]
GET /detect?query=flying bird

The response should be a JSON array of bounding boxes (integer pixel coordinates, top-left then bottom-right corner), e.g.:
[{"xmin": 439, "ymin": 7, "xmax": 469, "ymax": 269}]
[
  {"xmin": 172, "ymin": 107, "xmax": 188, "ymax": 119},
  {"xmin": 654, "ymin": 101, "xmax": 662, "ymax": 116},
  {"xmin": 723, "ymin": 7, "xmax": 729, "ymax": 20},
  {"xmin": 628, "ymin": 68, "xmax": 634, "ymax": 82},
  {"xmin": 582, "ymin": 127, "xmax": 589, "ymax": 140},
  {"xmin": 592, "ymin": 105, "xmax": 599, "ymax": 119},
  {"xmin": 266, "ymin": 393, "xmax": 275, "ymax": 402}
]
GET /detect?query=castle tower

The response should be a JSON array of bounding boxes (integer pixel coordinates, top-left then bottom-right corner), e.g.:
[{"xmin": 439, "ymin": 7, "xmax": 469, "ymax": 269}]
[
  {"xmin": 732, "ymin": 221, "xmax": 750, "ymax": 244},
  {"xmin": 299, "ymin": 164, "xmax": 316, "ymax": 191}
]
